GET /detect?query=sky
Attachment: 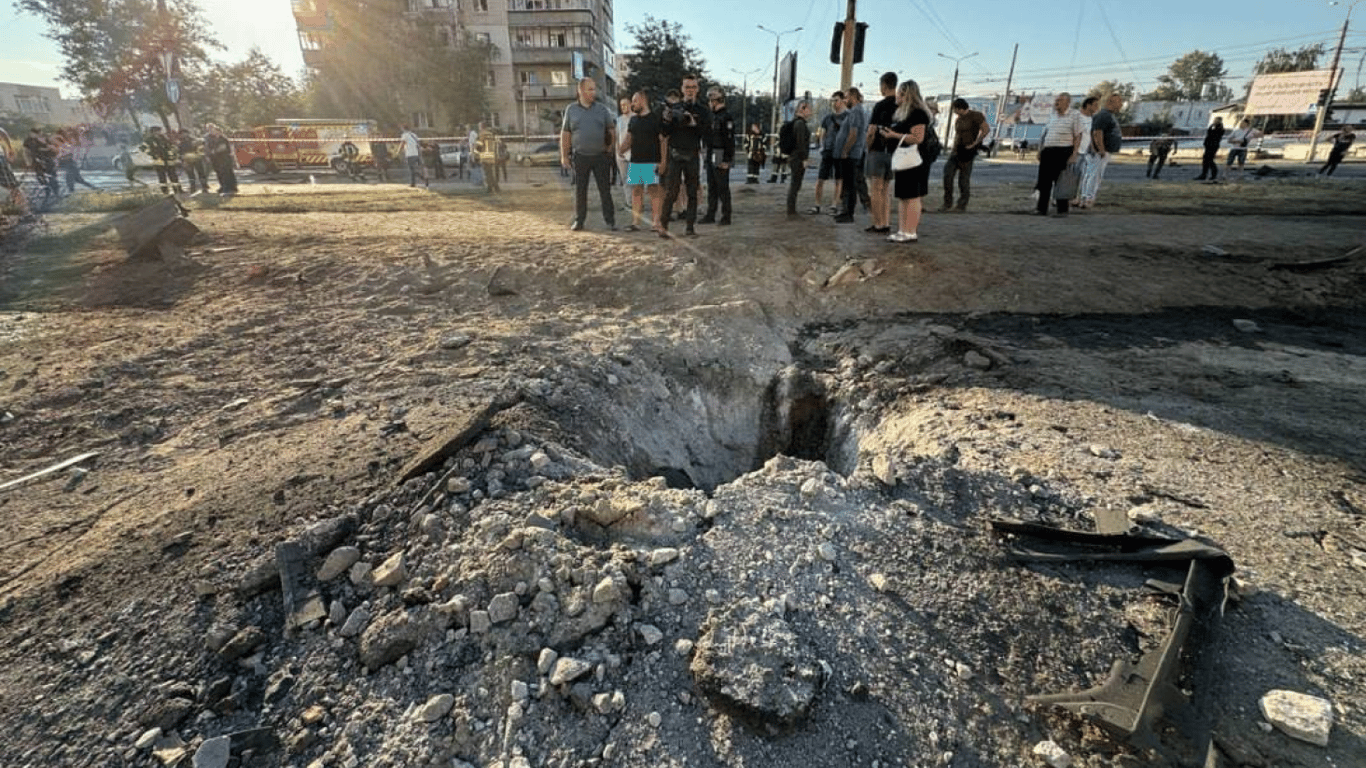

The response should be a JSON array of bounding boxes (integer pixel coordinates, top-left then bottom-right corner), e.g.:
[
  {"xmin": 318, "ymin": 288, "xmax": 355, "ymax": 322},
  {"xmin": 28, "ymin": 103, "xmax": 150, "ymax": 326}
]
[{"xmin": 2, "ymin": 0, "xmax": 1364, "ymax": 102}]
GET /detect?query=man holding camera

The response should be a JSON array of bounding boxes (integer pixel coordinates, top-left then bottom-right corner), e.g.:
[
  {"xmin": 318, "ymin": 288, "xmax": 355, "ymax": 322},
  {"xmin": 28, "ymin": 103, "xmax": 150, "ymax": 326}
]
[
  {"xmin": 700, "ymin": 86, "xmax": 735, "ymax": 225},
  {"xmin": 560, "ymin": 77, "xmax": 617, "ymax": 231},
  {"xmin": 658, "ymin": 74, "xmax": 710, "ymax": 238}
]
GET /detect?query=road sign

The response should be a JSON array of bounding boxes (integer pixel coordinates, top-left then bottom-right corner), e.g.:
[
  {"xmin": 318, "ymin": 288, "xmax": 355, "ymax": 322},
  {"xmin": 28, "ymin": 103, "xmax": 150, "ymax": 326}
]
[{"xmin": 166, "ymin": 78, "xmax": 180, "ymax": 104}]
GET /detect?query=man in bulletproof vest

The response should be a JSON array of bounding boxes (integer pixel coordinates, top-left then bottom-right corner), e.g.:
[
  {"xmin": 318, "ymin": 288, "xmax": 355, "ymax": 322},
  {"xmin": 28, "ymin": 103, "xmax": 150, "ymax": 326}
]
[
  {"xmin": 658, "ymin": 74, "xmax": 711, "ymax": 238},
  {"xmin": 700, "ymin": 86, "xmax": 735, "ymax": 225}
]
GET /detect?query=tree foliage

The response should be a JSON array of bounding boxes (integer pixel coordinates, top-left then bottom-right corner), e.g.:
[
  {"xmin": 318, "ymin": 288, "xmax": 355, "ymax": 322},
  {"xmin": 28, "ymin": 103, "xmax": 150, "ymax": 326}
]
[
  {"xmin": 1087, "ymin": 80, "xmax": 1135, "ymax": 121},
  {"xmin": 622, "ymin": 16, "xmax": 710, "ymax": 105},
  {"xmin": 1254, "ymin": 44, "xmax": 1324, "ymax": 75},
  {"xmin": 1143, "ymin": 50, "xmax": 1229, "ymax": 101},
  {"xmin": 308, "ymin": 0, "xmax": 493, "ymax": 131},
  {"xmin": 19, "ymin": 0, "xmax": 221, "ymax": 127},
  {"xmin": 192, "ymin": 48, "xmax": 303, "ymax": 129}
]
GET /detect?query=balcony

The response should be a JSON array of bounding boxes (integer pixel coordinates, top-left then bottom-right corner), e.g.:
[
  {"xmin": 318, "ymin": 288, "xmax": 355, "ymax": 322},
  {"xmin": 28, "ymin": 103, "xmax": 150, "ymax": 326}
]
[{"xmin": 516, "ymin": 83, "xmax": 576, "ymax": 101}]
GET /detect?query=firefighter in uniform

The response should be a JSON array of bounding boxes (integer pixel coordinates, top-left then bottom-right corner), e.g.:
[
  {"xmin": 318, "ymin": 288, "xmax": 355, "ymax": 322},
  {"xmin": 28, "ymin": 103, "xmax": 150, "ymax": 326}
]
[
  {"xmin": 700, "ymin": 87, "xmax": 734, "ymax": 225},
  {"xmin": 744, "ymin": 123, "xmax": 766, "ymax": 184},
  {"xmin": 141, "ymin": 126, "xmax": 183, "ymax": 195}
]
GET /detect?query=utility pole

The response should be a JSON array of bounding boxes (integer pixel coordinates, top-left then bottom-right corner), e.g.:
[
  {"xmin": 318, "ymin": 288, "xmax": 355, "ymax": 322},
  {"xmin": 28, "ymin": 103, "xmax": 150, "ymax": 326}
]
[
  {"xmin": 1306, "ymin": 1, "xmax": 1357, "ymax": 163},
  {"xmin": 939, "ymin": 52, "xmax": 978, "ymax": 145},
  {"xmin": 999, "ymin": 44, "xmax": 1018, "ymax": 127},
  {"xmin": 840, "ymin": 0, "xmax": 857, "ymax": 91},
  {"xmin": 758, "ymin": 25, "xmax": 802, "ymax": 134}
]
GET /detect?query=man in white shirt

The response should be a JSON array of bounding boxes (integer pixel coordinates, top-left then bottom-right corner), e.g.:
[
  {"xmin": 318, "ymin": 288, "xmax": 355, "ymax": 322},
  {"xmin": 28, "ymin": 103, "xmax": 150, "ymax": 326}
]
[
  {"xmin": 616, "ymin": 97, "xmax": 633, "ymax": 211},
  {"xmin": 1225, "ymin": 118, "xmax": 1260, "ymax": 179},
  {"xmin": 400, "ymin": 125, "xmax": 426, "ymax": 187}
]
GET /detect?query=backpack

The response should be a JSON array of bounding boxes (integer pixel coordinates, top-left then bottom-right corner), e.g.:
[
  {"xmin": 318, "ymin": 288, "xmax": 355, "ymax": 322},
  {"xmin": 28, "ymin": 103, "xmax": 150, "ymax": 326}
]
[
  {"xmin": 777, "ymin": 120, "xmax": 796, "ymax": 156},
  {"xmin": 920, "ymin": 122, "xmax": 941, "ymax": 163}
]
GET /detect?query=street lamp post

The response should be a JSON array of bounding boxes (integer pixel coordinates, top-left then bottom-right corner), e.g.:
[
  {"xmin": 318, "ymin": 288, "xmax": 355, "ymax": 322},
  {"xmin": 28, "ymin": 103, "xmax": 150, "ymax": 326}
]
[
  {"xmin": 758, "ymin": 25, "xmax": 802, "ymax": 136},
  {"xmin": 1307, "ymin": 0, "xmax": 1361, "ymax": 162},
  {"xmin": 729, "ymin": 66, "xmax": 765, "ymax": 132},
  {"xmin": 938, "ymin": 52, "xmax": 978, "ymax": 144}
]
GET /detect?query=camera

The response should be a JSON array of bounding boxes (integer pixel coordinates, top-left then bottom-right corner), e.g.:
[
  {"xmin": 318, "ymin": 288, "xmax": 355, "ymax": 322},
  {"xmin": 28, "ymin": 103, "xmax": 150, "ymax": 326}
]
[{"xmin": 664, "ymin": 102, "xmax": 696, "ymax": 127}]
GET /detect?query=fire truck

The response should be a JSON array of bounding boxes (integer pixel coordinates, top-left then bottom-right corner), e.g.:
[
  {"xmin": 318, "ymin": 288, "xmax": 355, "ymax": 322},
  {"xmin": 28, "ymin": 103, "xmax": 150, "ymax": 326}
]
[{"xmin": 230, "ymin": 119, "xmax": 379, "ymax": 175}]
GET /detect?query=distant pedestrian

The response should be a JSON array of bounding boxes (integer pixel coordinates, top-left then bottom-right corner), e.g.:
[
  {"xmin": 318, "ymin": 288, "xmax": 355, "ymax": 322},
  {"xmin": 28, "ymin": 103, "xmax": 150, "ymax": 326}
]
[
  {"xmin": 1318, "ymin": 125, "xmax": 1355, "ymax": 176},
  {"xmin": 400, "ymin": 125, "xmax": 426, "ymax": 187},
  {"xmin": 785, "ymin": 100, "xmax": 812, "ymax": 216},
  {"xmin": 117, "ymin": 143, "xmax": 146, "ymax": 187},
  {"xmin": 23, "ymin": 128, "xmax": 60, "ymax": 199},
  {"xmin": 744, "ymin": 122, "xmax": 766, "ymax": 184},
  {"xmin": 1225, "ymin": 118, "xmax": 1260, "ymax": 179},
  {"xmin": 1195, "ymin": 116, "xmax": 1224, "ymax": 182},
  {"xmin": 203, "ymin": 124, "xmax": 238, "ymax": 194},
  {"xmin": 560, "ymin": 77, "xmax": 617, "ymax": 231},
  {"xmin": 1147, "ymin": 133, "xmax": 1174, "ymax": 179},
  {"xmin": 178, "ymin": 129, "xmax": 208, "ymax": 193},
  {"xmin": 477, "ymin": 125, "xmax": 501, "ymax": 193},
  {"xmin": 371, "ymin": 138, "xmax": 392, "ymax": 182},
  {"xmin": 56, "ymin": 128, "xmax": 98, "ymax": 193}
]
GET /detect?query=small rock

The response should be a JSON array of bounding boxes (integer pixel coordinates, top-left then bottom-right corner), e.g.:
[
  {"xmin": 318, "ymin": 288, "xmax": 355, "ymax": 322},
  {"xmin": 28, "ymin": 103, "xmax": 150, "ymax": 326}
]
[
  {"xmin": 1127, "ymin": 506, "xmax": 1161, "ymax": 525},
  {"xmin": 416, "ymin": 693, "xmax": 456, "ymax": 722},
  {"xmin": 468, "ymin": 610, "xmax": 491, "ymax": 634},
  {"xmin": 869, "ymin": 573, "xmax": 889, "ymax": 591},
  {"xmin": 1232, "ymin": 319, "xmax": 1260, "ymax": 333},
  {"xmin": 134, "ymin": 728, "xmax": 162, "ymax": 750},
  {"xmin": 963, "ymin": 350, "xmax": 992, "ymax": 370},
  {"xmin": 649, "ymin": 547, "xmax": 679, "ymax": 566},
  {"xmin": 348, "ymin": 561, "xmax": 372, "ymax": 587},
  {"xmin": 192, "ymin": 736, "xmax": 230, "ymax": 768},
  {"xmin": 446, "ymin": 476, "xmax": 472, "ymax": 494},
  {"xmin": 647, "ymin": 711, "xmax": 662, "ymax": 728},
  {"xmin": 529, "ymin": 451, "xmax": 552, "ymax": 471},
  {"xmin": 1032, "ymin": 739, "xmax": 1071, "ymax": 768},
  {"xmin": 954, "ymin": 661, "xmax": 974, "ymax": 681},
  {"xmin": 817, "ymin": 542, "xmax": 837, "ymax": 562},
  {"xmin": 328, "ymin": 600, "xmax": 346, "ymax": 626},
  {"xmin": 592, "ymin": 576, "xmax": 622, "ymax": 604},
  {"xmin": 317, "ymin": 546, "xmax": 361, "ymax": 581},
  {"xmin": 217, "ymin": 626, "xmax": 266, "ymax": 662},
  {"xmin": 668, "ymin": 588, "xmax": 689, "ymax": 605},
  {"xmin": 637, "ymin": 624, "xmax": 664, "ymax": 645},
  {"xmin": 1259, "ymin": 689, "xmax": 1334, "ymax": 746},
  {"xmin": 800, "ymin": 478, "xmax": 821, "ymax": 498},
  {"xmin": 537, "ymin": 648, "xmax": 558, "ymax": 675},
  {"xmin": 511, "ymin": 680, "xmax": 529, "ymax": 701},
  {"xmin": 1088, "ymin": 444, "xmax": 1120, "ymax": 460},
  {"xmin": 371, "ymin": 552, "xmax": 407, "ymax": 588},
  {"xmin": 550, "ymin": 657, "xmax": 593, "ymax": 685},
  {"xmin": 339, "ymin": 606, "xmax": 370, "ymax": 638},
  {"xmin": 440, "ymin": 334, "xmax": 471, "ymax": 349},
  {"xmin": 487, "ymin": 592, "xmax": 519, "ymax": 624}
]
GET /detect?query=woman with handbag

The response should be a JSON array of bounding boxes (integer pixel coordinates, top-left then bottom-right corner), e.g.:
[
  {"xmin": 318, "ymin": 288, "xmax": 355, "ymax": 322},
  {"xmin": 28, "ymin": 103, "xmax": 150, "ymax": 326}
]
[
  {"xmin": 879, "ymin": 79, "xmax": 933, "ymax": 243},
  {"xmin": 1034, "ymin": 93, "xmax": 1083, "ymax": 217}
]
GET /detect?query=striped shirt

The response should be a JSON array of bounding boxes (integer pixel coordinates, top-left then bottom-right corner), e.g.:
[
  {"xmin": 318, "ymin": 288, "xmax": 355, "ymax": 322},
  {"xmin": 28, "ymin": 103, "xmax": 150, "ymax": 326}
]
[{"xmin": 1042, "ymin": 109, "xmax": 1083, "ymax": 148}]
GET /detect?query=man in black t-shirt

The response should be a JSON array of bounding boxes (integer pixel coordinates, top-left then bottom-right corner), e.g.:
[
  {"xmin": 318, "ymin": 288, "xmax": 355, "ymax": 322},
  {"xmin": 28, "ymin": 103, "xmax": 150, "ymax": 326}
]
[
  {"xmin": 618, "ymin": 90, "xmax": 666, "ymax": 232},
  {"xmin": 1195, "ymin": 117, "xmax": 1224, "ymax": 182},
  {"xmin": 658, "ymin": 74, "xmax": 711, "ymax": 237},
  {"xmin": 863, "ymin": 72, "xmax": 898, "ymax": 233}
]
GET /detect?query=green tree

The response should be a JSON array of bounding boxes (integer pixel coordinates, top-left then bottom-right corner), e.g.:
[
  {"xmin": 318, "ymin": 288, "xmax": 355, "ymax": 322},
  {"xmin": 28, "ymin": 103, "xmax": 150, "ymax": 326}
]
[
  {"xmin": 19, "ymin": 0, "xmax": 221, "ymax": 128},
  {"xmin": 622, "ymin": 16, "xmax": 709, "ymax": 105},
  {"xmin": 1087, "ymin": 80, "xmax": 1135, "ymax": 121},
  {"xmin": 192, "ymin": 48, "xmax": 303, "ymax": 129},
  {"xmin": 1143, "ymin": 50, "xmax": 1228, "ymax": 101},
  {"xmin": 1253, "ymin": 43, "xmax": 1324, "ymax": 76}
]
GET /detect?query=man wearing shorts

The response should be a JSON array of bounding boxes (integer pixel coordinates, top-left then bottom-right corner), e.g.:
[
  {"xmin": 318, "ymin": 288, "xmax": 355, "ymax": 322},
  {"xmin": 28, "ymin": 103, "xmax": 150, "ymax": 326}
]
[
  {"xmin": 618, "ymin": 90, "xmax": 665, "ymax": 232},
  {"xmin": 810, "ymin": 91, "xmax": 845, "ymax": 214},
  {"xmin": 864, "ymin": 72, "xmax": 898, "ymax": 233}
]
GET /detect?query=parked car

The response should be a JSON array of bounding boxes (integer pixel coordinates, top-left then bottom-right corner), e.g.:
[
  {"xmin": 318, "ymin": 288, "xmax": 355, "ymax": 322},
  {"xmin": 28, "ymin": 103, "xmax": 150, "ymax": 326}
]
[
  {"xmin": 515, "ymin": 141, "xmax": 561, "ymax": 166},
  {"xmin": 438, "ymin": 143, "xmax": 465, "ymax": 167}
]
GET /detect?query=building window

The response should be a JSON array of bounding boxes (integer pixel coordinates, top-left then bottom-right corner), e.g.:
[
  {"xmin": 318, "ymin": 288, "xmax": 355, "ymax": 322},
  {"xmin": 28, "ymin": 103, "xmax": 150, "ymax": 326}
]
[
  {"xmin": 519, "ymin": 71, "xmax": 538, "ymax": 85},
  {"xmin": 474, "ymin": 31, "xmax": 491, "ymax": 44},
  {"xmin": 13, "ymin": 95, "xmax": 50, "ymax": 114},
  {"xmin": 487, "ymin": 70, "xmax": 496, "ymax": 87},
  {"xmin": 412, "ymin": 111, "xmax": 432, "ymax": 129},
  {"xmin": 474, "ymin": 0, "xmax": 487, "ymax": 10},
  {"xmin": 550, "ymin": 70, "xmax": 570, "ymax": 85},
  {"xmin": 298, "ymin": 31, "xmax": 323, "ymax": 51}
]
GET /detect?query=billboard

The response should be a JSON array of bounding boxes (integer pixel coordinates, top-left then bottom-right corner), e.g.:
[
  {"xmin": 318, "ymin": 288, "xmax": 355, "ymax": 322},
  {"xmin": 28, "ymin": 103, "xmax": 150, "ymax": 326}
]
[
  {"xmin": 1245, "ymin": 69, "xmax": 1340, "ymax": 116},
  {"xmin": 778, "ymin": 51, "xmax": 797, "ymax": 104}
]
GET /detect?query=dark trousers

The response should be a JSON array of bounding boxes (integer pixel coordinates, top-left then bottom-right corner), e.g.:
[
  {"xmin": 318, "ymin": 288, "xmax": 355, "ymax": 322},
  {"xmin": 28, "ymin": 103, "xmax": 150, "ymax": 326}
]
[
  {"xmin": 942, "ymin": 154, "xmax": 975, "ymax": 209},
  {"xmin": 1146, "ymin": 154, "xmax": 1168, "ymax": 178},
  {"xmin": 838, "ymin": 157, "xmax": 869, "ymax": 215},
  {"xmin": 786, "ymin": 159, "xmax": 806, "ymax": 213},
  {"xmin": 746, "ymin": 157, "xmax": 763, "ymax": 183},
  {"xmin": 211, "ymin": 158, "xmax": 238, "ymax": 193},
  {"xmin": 572, "ymin": 152, "xmax": 614, "ymax": 227},
  {"xmin": 705, "ymin": 152, "xmax": 731, "ymax": 220},
  {"xmin": 154, "ymin": 165, "xmax": 182, "ymax": 195},
  {"xmin": 183, "ymin": 159, "xmax": 207, "ymax": 191},
  {"xmin": 1320, "ymin": 151, "xmax": 1346, "ymax": 176},
  {"xmin": 61, "ymin": 159, "xmax": 96, "ymax": 192},
  {"xmin": 1035, "ymin": 146, "xmax": 1072, "ymax": 214},
  {"xmin": 1197, "ymin": 146, "xmax": 1219, "ymax": 180},
  {"xmin": 661, "ymin": 151, "xmax": 700, "ymax": 228}
]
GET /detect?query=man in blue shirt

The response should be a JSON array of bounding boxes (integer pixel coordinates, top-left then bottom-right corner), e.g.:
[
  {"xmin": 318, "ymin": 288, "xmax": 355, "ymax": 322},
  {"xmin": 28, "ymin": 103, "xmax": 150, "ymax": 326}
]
[{"xmin": 834, "ymin": 87, "xmax": 869, "ymax": 223}]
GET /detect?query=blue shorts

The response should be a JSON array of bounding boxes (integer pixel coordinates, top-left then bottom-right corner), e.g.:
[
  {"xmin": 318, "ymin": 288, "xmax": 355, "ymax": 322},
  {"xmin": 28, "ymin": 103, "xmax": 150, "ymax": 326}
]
[{"xmin": 627, "ymin": 162, "xmax": 658, "ymax": 185}]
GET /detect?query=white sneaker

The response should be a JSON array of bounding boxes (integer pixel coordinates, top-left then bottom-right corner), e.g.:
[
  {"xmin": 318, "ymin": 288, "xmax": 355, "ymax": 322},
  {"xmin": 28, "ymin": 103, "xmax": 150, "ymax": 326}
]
[{"xmin": 888, "ymin": 231, "xmax": 919, "ymax": 243}]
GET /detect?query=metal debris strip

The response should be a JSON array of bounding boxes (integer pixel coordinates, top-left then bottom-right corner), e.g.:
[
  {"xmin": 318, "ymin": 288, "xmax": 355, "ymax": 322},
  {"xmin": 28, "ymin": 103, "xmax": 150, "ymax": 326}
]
[{"xmin": 989, "ymin": 517, "xmax": 1236, "ymax": 762}]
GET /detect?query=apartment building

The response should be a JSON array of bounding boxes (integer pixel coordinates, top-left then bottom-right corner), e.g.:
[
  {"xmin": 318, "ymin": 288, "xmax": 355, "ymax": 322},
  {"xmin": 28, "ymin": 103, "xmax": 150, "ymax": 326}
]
[
  {"xmin": 292, "ymin": 0, "xmax": 616, "ymax": 134},
  {"xmin": 0, "ymin": 82, "xmax": 99, "ymax": 127}
]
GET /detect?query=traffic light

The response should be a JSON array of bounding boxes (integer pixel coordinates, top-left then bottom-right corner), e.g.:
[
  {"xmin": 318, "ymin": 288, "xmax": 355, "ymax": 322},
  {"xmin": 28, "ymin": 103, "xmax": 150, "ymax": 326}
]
[{"xmin": 829, "ymin": 21, "xmax": 869, "ymax": 64}]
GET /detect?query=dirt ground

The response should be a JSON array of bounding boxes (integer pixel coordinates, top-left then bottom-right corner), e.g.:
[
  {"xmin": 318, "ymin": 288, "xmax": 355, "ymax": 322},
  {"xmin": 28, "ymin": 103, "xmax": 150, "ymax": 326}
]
[{"xmin": 1, "ymin": 170, "xmax": 1365, "ymax": 768}]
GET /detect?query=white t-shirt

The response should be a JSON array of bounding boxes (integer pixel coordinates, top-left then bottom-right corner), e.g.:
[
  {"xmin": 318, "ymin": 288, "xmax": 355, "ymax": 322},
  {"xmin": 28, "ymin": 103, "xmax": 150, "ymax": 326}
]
[
  {"xmin": 615, "ymin": 113, "xmax": 631, "ymax": 161},
  {"xmin": 1228, "ymin": 128, "xmax": 1260, "ymax": 148},
  {"xmin": 401, "ymin": 130, "xmax": 421, "ymax": 158},
  {"xmin": 1078, "ymin": 114, "xmax": 1094, "ymax": 154}
]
